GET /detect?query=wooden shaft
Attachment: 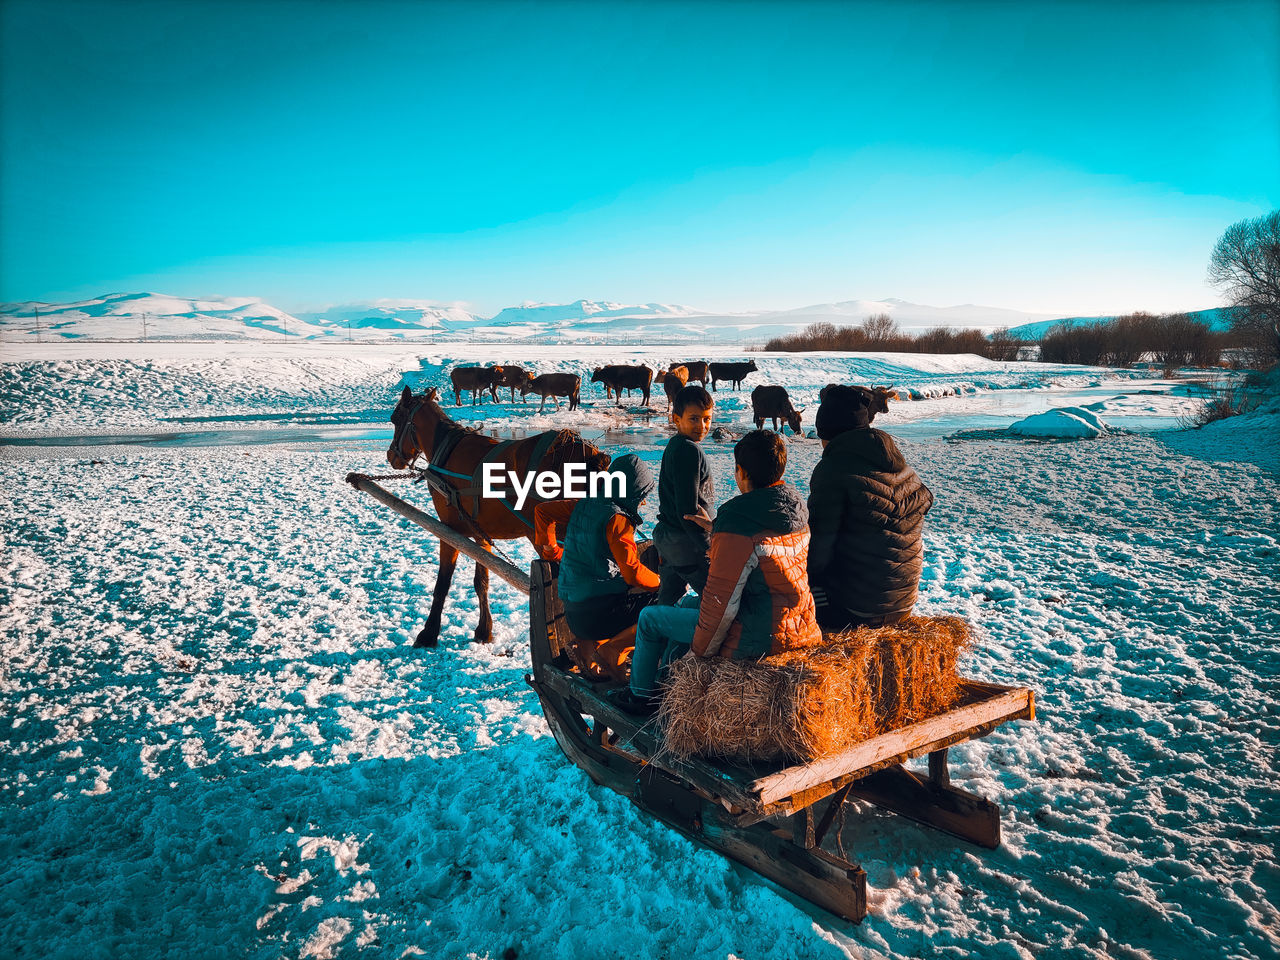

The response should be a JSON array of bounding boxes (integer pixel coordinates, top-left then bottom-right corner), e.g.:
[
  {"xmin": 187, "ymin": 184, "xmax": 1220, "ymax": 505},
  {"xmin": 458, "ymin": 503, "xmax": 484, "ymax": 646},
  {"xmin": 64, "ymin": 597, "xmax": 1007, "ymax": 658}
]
[{"xmin": 345, "ymin": 473, "xmax": 531, "ymax": 595}]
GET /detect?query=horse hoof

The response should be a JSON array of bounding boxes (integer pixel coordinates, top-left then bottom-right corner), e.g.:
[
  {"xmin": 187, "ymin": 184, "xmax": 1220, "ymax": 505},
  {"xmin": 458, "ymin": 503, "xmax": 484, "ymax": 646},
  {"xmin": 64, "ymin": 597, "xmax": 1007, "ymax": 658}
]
[{"xmin": 413, "ymin": 631, "xmax": 438, "ymax": 649}]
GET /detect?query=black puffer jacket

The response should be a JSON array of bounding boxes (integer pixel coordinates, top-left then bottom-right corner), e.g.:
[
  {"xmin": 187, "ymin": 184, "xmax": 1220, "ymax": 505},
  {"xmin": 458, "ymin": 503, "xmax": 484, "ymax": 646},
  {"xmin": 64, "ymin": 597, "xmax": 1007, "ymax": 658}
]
[{"xmin": 807, "ymin": 427, "xmax": 933, "ymax": 621}]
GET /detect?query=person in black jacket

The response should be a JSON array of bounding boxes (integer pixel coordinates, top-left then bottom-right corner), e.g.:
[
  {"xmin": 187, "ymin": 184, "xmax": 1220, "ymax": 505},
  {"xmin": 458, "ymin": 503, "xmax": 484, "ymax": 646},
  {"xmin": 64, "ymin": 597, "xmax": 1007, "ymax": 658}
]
[{"xmin": 807, "ymin": 385, "xmax": 933, "ymax": 630}]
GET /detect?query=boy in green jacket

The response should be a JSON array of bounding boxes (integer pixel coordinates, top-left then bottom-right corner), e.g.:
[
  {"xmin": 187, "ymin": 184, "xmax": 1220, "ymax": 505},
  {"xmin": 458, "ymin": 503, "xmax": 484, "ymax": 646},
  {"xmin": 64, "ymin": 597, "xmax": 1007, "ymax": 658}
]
[{"xmin": 653, "ymin": 385, "xmax": 716, "ymax": 604}]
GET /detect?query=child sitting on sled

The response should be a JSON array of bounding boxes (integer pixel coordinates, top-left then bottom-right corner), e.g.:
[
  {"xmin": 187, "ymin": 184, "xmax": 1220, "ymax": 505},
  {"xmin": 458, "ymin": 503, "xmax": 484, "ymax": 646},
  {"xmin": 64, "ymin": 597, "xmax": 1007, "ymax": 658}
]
[
  {"xmin": 608, "ymin": 430, "xmax": 822, "ymax": 714},
  {"xmin": 556, "ymin": 453, "xmax": 660, "ymax": 681}
]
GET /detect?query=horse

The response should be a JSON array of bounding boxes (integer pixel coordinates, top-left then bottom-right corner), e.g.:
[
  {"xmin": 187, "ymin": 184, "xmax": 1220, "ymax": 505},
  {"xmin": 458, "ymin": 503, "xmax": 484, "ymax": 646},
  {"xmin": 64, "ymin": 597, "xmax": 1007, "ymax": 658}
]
[{"xmin": 387, "ymin": 385, "xmax": 610, "ymax": 647}]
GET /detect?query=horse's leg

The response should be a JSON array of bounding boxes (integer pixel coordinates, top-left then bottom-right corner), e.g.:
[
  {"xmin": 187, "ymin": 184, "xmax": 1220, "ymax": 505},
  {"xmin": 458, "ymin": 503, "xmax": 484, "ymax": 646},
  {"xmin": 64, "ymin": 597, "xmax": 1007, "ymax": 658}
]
[
  {"xmin": 415, "ymin": 541, "xmax": 459, "ymax": 648},
  {"xmin": 454, "ymin": 386, "xmax": 462, "ymax": 406},
  {"xmin": 473, "ymin": 546, "xmax": 493, "ymax": 644}
]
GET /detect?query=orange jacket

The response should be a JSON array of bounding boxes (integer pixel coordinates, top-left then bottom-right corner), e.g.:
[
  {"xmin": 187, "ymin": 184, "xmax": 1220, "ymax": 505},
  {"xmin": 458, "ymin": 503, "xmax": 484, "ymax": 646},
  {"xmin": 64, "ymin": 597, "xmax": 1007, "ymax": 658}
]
[
  {"xmin": 533, "ymin": 499, "xmax": 576, "ymax": 563},
  {"xmin": 692, "ymin": 482, "xmax": 821, "ymax": 659}
]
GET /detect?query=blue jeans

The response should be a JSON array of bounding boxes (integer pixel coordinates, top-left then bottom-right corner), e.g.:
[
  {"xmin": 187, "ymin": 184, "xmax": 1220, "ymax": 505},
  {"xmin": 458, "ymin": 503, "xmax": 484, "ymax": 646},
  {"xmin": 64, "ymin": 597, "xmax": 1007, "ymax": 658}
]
[{"xmin": 630, "ymin": 605, "xmax": 699, "ymax": 696}]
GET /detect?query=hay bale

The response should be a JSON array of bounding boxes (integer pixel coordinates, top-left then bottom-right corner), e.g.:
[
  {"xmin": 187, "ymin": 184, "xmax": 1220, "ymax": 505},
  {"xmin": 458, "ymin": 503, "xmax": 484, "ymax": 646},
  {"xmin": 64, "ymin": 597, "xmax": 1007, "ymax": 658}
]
[{"xmin": 657, "ymin": 615, "xmax": 973, "ymax": 763}]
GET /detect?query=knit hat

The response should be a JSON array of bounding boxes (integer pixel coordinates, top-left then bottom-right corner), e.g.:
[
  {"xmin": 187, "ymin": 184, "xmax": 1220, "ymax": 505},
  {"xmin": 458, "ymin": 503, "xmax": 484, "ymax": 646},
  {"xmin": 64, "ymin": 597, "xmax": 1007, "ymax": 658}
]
[{"xmin": 815, "ymin": 385, "xmax": 873, "ymax": 440}]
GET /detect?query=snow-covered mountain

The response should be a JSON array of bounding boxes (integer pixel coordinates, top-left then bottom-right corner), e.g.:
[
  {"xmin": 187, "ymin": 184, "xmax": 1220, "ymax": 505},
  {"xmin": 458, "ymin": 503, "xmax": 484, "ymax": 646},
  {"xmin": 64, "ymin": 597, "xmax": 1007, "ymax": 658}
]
[
  {"xmin": 0, "ymin": 292, "xmax": 323, "ymax": 341},
  {"xmin": 294, "ymin": 299, "xmax": 482, "ymax": 333},
  {"xmin": 1, "ymin": 291, "xmax": 1227, "ymax": 344},
  {"xmin": 487, "ymin": 299, "xmax": 700, "ymax": 325}
]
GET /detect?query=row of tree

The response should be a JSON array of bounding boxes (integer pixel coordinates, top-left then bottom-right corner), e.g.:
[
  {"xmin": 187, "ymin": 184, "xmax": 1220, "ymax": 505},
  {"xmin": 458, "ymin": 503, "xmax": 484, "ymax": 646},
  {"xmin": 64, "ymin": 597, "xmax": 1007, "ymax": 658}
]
[
  {"xmin": 764, "ymin": 314, "xmax": 1023, "ymax": 361},
  {"xmin": 1039, "ymin": 313, "xmax": 1228, "ymax": 370}
]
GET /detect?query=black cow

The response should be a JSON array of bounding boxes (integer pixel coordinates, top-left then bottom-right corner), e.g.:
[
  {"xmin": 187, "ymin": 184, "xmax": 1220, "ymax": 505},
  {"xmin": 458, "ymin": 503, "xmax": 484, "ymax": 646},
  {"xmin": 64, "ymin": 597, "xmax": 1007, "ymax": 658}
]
[
  {"xmin": 818, "ymin": 384, "xmax": 896, "ymax": 420},
  {"xmin": 678, "ymin": 360, "xmax": 709, "ymax": 386},
  {"xmin": 493, "ymin": 365, "xmax": 531, "ymax": 402},
  {"xmin": 522, "ymin": 373, "xmax": 581, "ymax": 412},
  {"xmin": 450, "ymin": 365, "xmax": 501, "ymax": 405},
  {"xmin": 708, "ymin": 360, "xmax": 758, "ymax": 391},
  {"xmin": 591, "ymin": 365, "xmax": 653, "ymax": 407},
  {"xmin": 751, "ymin": 385, "xmax": 804, "ymax": 435}
]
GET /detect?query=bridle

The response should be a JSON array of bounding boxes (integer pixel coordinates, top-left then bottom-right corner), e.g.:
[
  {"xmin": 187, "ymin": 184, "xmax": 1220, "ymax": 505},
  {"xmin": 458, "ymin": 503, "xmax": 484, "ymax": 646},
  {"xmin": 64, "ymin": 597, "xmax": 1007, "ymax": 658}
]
[{"xmin": 390, "ymin": 392, "xmax": 431, "ymax": 470}]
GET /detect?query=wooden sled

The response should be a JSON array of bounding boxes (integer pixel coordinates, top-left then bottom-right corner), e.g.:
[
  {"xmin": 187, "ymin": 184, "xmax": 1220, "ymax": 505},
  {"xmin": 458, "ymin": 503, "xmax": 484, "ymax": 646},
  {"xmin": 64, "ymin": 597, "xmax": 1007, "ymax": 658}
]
[
  {"xmin": 526, "ymin": 560, "xmax": 1036, "ymax": 924},
  {"xmin": 345, "ymin": 478, "xmax": 1037, "ymax": 924}
]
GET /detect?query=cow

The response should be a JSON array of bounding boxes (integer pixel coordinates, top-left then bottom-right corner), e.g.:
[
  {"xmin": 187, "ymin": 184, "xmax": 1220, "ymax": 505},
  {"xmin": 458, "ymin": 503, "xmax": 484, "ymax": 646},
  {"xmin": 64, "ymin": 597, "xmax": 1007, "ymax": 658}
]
[
  {"xmin": 678, "ymin": 360, "xmax": 709, "ymax": 387},
  {"xmin": 655, "ymin": 365, "xmax": 689, "ymax": 409},
  {"xmin": 751, "ymin": 385, "xmax": 804, "ymax": 435},
  {"xmin": 591, "ymin": 365, "xmax": 653, "ymax": 407},
  {"xmin": 493, "ymin": 365, "xmax": 531, "ymax": 403},
  {"xmin": 708, "ymin": 359, "xmax": 758, "ymax": 391},
  {"xmin": 819, "ymin": 384, "xmax": 897, "ymax": 421},
  {"xmin": 522, "ymin": 372, "xmax": 581, "ymax": 412},
  {"xmin": 450, "ymin": 365, "xmax": 502, "ymax": 405}
]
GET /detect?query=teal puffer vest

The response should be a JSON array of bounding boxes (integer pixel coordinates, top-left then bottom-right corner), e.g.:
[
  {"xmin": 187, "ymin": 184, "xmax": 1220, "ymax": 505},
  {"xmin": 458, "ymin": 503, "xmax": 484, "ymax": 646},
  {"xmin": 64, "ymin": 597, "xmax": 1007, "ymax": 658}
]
[{"xmin": 557, "ymin": 496, "xmax": 629, "ymax": 604}]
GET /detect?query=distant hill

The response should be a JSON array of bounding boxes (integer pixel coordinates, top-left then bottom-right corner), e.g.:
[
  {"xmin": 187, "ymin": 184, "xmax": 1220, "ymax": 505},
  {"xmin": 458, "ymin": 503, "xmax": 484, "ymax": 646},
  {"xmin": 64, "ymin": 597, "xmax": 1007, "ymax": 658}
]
[
  {"xmin": 0, "ymin": 292, "xmax": 323, "ymax": 340},
  {"xmin": 1005, "ymin": 307, "xmax": 1236, "ymax": 341},
  {"xmin": 0, "ymin": 292, "xmax": 1233, "ymax": 345}
]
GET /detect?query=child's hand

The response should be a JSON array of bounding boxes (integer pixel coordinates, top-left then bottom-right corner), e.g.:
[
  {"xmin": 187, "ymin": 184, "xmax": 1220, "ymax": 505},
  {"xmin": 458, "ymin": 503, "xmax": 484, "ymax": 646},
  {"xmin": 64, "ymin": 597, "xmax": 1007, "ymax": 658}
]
[{"xmin": 683, "ymin": 507, "xmax": 712, "ymax": 532}]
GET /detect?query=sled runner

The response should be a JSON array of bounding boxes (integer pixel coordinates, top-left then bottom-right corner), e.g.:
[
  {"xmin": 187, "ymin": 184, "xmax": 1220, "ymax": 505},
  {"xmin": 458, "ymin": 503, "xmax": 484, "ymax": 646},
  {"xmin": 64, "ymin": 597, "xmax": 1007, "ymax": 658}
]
[{"xmin": 346, "ymin": 476, "xmax": 1036, "ymax": 924}]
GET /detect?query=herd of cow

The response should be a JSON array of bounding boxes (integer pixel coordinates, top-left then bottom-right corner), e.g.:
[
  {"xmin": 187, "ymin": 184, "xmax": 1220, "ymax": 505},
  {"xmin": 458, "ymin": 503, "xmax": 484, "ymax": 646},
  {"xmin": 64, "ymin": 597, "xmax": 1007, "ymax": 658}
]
[
  {"xmin": 446, "ymin": 359, "xmax": 895, "ymax": 436},
  {"xmin": 447, "ymin": 360, "xmax": 760, "ymax": 410}
]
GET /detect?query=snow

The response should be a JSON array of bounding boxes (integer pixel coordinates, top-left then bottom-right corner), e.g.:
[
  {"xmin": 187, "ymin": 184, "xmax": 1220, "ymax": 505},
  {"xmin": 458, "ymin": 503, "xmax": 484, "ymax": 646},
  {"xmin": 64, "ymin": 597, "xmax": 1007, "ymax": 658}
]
[
  {"xmin": 2, "ymin": 341, "xmax": 1277, "ymax": 959},
  {"xmin": 1008, "ymin": 406, "xmax": 1109, "ymax": 438}
]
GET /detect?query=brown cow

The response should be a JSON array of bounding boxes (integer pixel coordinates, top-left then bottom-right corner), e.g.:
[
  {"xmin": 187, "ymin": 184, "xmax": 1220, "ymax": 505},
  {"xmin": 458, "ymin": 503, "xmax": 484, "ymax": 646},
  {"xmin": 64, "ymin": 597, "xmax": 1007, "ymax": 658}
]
[
  {"xmin": 655, "ymin": 365, "xmax": 689, "ymax": 409},
  {"xmin": 679, "ymin": 361, "xmax": 709, "ymax": 386},
  {"xmin": 819, "ymin": 384, "xmax": 896, "ymax": 420},
  {"xmin": 493, "ymin": 365, "xmax": 531, "ymax": 402},
  {"xmin": 522, "ymin": 372, "xmax": 581, "ymax": 412},
  {"xmin": 591, "ymin": 365, "xmax": 652, "ymax": 407},
  {"xmin": 450, "ymin": 365, "xmax": 501, "ymax": 405},
  {"xmin": 708, "ymin": 359, "xmax": 758, "ymax": 391},
  {"xmin": 751, "ymin": 385, "xmax": 804, "ymax": 435}
]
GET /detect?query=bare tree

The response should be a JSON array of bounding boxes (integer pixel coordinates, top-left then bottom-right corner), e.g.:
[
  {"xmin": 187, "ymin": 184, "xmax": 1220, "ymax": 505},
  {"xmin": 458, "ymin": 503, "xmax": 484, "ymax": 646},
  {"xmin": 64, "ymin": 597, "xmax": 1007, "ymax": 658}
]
[
  {"xmin": 1208, "ymin": 209, "xmax": 1280, "ymax": 366},
  {"xmin": 984, "ymin": 327, "xmax": 1022, "ymax": 362},
  {"xmin": 860, "ymin": 312, "xmax": 900, "ymax": 344}
]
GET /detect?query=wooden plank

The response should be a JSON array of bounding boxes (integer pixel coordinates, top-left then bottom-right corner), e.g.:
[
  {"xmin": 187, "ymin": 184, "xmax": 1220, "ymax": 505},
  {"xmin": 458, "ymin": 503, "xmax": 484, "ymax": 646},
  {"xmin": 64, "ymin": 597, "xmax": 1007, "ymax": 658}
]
[
  {"xmin": 847, "ymin": 764, "xmax": 1002, "ymax": 849},
  {"xmin": 346, "ymin": 474, "xmax": 530, "ymax": 594},
  {"xmin": 750, "ymin": 684, "xmax": 1034, "ymax": 806},
  {"xmin": 537, "ymin": 663, "xmax": 1035, "ymax": 816}
]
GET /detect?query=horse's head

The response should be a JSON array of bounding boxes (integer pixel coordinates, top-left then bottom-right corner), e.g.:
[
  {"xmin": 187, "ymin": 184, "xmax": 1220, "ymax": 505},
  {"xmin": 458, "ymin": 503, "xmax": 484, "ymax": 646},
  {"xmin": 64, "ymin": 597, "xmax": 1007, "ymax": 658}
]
[{"xmin": 388, "ymin": 385, "xmax": 440, "ymax": 469}]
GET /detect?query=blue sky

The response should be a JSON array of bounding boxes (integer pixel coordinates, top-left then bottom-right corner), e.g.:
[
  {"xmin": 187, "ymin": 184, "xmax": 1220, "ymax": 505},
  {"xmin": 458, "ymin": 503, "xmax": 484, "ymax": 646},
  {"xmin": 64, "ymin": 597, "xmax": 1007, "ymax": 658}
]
[{"xmin": 2, "ymin": 0, "xmax": 1277, "ymax": 317}]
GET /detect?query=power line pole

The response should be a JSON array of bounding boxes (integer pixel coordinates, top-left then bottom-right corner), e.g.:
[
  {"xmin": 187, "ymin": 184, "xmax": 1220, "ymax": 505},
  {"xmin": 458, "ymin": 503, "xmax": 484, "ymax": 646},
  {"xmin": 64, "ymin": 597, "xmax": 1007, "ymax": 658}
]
[{"xmin": 142, "ymin": 312, "xmax": 149, "ymax": 342}]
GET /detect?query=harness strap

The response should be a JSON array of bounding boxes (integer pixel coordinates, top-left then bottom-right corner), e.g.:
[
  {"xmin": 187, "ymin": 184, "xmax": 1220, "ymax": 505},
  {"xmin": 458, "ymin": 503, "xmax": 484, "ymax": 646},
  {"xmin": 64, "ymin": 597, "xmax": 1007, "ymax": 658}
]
[{"xmin": 425, "ymin": 427, "xmax": 572, "ymax": 536}]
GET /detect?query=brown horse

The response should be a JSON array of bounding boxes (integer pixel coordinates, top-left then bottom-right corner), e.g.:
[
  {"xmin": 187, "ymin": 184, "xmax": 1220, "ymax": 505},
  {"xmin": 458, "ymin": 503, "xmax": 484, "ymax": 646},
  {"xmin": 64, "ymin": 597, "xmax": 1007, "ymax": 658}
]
[{"xmin": 387, "ymin": 385, "xmax": 609, "ymax": 647}]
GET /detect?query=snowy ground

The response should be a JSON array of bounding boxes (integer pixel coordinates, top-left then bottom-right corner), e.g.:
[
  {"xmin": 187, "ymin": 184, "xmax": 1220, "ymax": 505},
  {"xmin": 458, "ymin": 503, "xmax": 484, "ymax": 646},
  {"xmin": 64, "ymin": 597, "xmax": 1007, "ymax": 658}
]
[{"xmin": 2, "ymin": 345, "xmax": 1277, "ymax": 959}]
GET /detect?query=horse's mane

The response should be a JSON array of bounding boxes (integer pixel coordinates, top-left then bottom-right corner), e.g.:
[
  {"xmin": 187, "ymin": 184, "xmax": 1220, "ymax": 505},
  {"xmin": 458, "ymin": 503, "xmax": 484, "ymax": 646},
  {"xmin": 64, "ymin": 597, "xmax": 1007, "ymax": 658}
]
[{"xmin": 539, "ymin": 429, "xmax": 611, "ymax": 474}]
